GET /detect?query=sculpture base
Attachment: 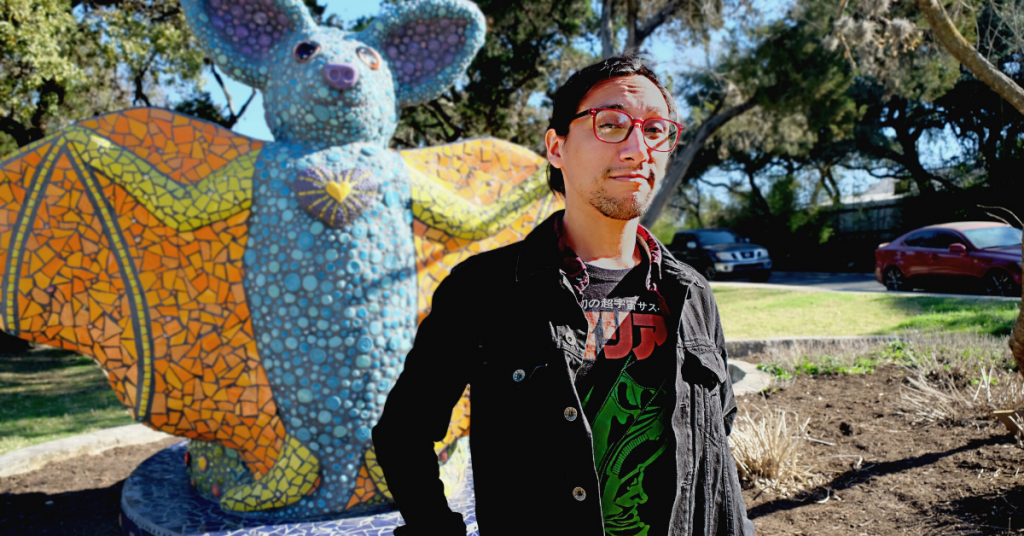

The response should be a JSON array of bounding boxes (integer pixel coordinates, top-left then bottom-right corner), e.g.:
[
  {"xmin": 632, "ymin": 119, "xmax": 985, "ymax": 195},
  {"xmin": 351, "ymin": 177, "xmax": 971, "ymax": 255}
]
[{"xmin": 120, "ymin": 442, "xmax": 479, "ymax": 536}]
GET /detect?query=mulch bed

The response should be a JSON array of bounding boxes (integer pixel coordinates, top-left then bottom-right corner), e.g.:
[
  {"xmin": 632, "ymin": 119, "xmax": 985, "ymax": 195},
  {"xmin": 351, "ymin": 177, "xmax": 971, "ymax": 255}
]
[{"xmin": 2, "ymin": 366, "xmax": 1023, "ymax": 535}]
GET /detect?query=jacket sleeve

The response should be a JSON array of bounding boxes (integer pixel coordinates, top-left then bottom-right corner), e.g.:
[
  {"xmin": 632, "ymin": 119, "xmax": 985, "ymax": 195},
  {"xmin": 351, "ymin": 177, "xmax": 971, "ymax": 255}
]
[
  {"xmin": 372, "ymin": 271, "xmax": 476, "ymax": 536},
  {"xmin": 705, "ymin": 286, "xmax": 757, "ymax": 536}
]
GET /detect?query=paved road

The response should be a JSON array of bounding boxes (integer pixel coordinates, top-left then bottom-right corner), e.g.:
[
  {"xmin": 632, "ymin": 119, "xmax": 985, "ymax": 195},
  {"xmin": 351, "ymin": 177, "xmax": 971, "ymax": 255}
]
[
  {"xmin": 713, "ymin": 271, "xmax": 1020, "ymax": 301},
  {"xmin": 758, "ymin": 271, "xmax": 885, "ymax": 292}
]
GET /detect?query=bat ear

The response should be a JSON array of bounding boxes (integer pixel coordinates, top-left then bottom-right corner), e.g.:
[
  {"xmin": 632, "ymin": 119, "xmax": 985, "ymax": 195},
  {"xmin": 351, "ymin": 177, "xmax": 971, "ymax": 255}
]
[
  {"xmin": 358, "ymin": 0, "xmax": 485, "ymax": 108},
  {"xmin": 181, "ymin": 0, "xmax": 317, "ymax": 88}
]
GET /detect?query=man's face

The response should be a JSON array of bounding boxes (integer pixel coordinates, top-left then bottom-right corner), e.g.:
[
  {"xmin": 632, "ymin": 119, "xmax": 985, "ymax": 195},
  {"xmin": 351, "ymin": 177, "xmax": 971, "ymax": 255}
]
[{"xmin": 546, "ymin": 75, "xmax": 673, "ymax": 221}]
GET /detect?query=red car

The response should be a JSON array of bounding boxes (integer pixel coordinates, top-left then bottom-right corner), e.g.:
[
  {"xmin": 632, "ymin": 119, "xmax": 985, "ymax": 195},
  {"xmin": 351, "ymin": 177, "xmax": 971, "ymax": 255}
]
[{"xmin": 875, "ymin": 221, "xmax": 1023, "ymax": 296}]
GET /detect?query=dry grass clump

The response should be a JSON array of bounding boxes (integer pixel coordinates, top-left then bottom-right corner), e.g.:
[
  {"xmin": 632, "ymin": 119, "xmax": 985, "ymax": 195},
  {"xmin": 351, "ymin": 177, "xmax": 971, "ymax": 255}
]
[
  {"xmin": 728, "ymin": 408, "xmax": 820, "ymax": 494},
  {"xmin": 755, "ymin": 331, "xmax": 1017, "ymax": 387},
  {"xmin": 895, "ymin": 331, "xmax": 1024, "ymax": 425},
  {"xmin": 899, "ymin": 366, "xmax": 1024, "ymax": 425}
]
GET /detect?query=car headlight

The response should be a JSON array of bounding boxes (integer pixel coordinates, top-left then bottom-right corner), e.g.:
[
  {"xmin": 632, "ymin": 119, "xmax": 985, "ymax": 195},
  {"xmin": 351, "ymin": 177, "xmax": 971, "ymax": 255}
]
[
  {"xmin": 715, "ymin": 252, "xmax": 734, "ymax": 260},
  {"xmin": 755, "ymin": 248, "xmax": 769, "ymax": 258}
]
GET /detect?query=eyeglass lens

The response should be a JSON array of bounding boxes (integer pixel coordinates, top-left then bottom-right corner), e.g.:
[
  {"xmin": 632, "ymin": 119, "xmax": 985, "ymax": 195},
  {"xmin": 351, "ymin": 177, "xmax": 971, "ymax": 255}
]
[{"xmin": 594, "ymin": 109, "xmax": 678, "ymax": 151}]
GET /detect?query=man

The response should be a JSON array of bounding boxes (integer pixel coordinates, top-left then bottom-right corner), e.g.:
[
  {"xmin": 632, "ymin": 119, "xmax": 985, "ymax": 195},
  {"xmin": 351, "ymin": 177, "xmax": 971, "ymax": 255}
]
[{"xmin": 373, "ymin": 54, "xmax": 755, "ymax": 536}]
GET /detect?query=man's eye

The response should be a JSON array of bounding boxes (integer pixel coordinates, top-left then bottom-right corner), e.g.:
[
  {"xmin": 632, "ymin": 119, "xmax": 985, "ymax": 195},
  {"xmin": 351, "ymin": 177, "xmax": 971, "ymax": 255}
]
[{"xmin": 294, "ymin": 41, "xmax": 321, "ymax": 62}]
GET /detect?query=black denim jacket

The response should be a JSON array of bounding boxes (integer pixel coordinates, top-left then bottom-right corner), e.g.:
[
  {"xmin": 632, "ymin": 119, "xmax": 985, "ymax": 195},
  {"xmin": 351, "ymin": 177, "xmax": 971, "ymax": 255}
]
[{"xmin": 373, "ymin": 212, "xmax": 755, "ymax": 536}]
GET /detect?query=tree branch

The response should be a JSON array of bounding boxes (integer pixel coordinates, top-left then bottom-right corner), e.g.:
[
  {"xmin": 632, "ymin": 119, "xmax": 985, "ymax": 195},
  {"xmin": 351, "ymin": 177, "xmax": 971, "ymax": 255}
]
[
  {"xmin": 641, "ymin": 95, "xmax": 758, "ymax": 227},
  {"xmin": 635, "ymin": 1, "xmax": 681, "ymax": 45},
  {"xmin": 913, "ymin": 0, "xmax": 1024, "ymax": 115}
]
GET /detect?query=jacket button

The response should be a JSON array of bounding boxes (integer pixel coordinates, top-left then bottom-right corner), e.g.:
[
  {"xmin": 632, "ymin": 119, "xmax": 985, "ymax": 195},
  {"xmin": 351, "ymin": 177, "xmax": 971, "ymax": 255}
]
[
  {"xmin": 564, "ymin": 332, "xmax": 576, "ymax": 345},
  {"xmin": 564, "ymin": 407, "xmax": 578, "ymax": 421},
  {"xmin": 573, "ymin": 487, "xmax": 586, "ymax": 501},
  {"xmin": 512, "ymin": 369, "xmax": 526, "ymax": 382}
]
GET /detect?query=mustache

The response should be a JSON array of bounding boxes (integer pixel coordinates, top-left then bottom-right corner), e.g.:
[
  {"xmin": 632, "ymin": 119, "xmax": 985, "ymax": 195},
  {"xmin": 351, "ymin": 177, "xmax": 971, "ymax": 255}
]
[{"xmin": 603, "ymin": 168, "xmax": 655, "ymax": 183}]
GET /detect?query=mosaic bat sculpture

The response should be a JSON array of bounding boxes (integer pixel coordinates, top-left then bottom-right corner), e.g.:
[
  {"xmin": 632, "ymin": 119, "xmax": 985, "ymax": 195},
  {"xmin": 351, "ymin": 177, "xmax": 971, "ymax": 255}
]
[{"xmin": 0, "ymin": 0, "xmax": 560, "ymax": 520}]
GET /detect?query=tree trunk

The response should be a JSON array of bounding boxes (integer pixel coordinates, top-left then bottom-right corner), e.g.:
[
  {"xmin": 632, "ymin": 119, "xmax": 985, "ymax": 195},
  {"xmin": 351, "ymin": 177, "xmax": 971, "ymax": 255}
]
[
  {"xmin": 601, "ymin": 0, "xmax": 616, "ymax": 59},
  {"xmin": 625, "ymin": 0, "xmax": 638, "ymax": 54},
  {"xmin": 913, "ymin": 0, "xmax": 1024, "ymax": 116},
  {"xmin": 1010, "ymin": 227, "xmax": 1024, "ymax": 378},
  {"xmin": 641, "ymin": 97, "xmax": 758, "ymax": 228}
]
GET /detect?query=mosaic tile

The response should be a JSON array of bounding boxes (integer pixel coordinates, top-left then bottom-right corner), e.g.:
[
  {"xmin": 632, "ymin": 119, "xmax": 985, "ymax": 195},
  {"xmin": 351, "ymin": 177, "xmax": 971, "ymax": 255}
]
[
  {"xmin": 0, "ymin": 0, "xmax": 561, "ymax": 521},
  {"xmin": 120, "ymin": 441, "xmax": 480, "ymax": 536}
]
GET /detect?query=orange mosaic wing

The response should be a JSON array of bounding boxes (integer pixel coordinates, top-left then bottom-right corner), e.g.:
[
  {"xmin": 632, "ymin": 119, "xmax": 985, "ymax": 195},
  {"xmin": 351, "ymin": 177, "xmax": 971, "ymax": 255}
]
[{"xmin": 0, "ymin": 108, "xmax": 287, "ymax": 477}]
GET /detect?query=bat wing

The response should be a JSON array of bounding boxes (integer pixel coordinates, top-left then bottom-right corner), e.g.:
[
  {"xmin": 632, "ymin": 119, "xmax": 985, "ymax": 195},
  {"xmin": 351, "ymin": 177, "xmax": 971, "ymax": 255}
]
[
  {"xmin": 403, "ymin": 137, "xmax": 562, "ymax": 320},
  {"xmin": 0, "ymin": 108, "xmax": 293, "ymax": 480}
]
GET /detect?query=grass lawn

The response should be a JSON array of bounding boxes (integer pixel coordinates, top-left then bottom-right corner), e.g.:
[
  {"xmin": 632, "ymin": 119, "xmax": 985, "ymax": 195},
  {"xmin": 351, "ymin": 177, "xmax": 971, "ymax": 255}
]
[
  {"xmin": 712, "ymin": 286, "xmax": 1020, "ymax": 339},
  {"xmin": 0, "ymin": 287, "xmax": 1017, "ymax": 455},
  {"xmin": 0, "ymin": 347, "xmax": 133, "ymax": 455}
]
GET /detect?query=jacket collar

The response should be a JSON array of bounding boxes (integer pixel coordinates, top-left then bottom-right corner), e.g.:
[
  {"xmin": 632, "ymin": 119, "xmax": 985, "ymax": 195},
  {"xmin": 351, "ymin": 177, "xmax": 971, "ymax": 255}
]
[{"xmin": 514, "ymin": 209, "xmax": 671, "ymax": 313}]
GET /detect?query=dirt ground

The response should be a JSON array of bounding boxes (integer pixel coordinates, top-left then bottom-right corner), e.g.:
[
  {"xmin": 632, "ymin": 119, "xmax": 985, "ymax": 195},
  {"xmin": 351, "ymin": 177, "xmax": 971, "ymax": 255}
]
[
  {"xmin": 741, "ymin": 365, "xmax": 1024, "ymax": 536},
  {"xmin": 0, "ymin": 437, "xmax": 179, "ymax": 535},
  {"xmin": 2, "ymin": 367, "xmax": 1023, "ymax": 535}
]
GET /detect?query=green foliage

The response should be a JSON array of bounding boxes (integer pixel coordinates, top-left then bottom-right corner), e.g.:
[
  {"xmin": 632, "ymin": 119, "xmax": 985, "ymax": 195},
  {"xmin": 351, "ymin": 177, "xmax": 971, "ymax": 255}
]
[
  {"xmin": 0, "ymin": 0, "xmax": 206, "ymax": 155},
  {"xmin": 757, "ymin": 362, "xmax": 793, "ymax": 381}
]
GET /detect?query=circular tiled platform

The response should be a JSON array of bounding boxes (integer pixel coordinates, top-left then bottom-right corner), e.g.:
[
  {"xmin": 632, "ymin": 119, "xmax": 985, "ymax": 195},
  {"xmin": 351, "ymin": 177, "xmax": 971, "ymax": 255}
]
[{"xmin": 120, "ymin": 442, "xmax": 479, "ymax": 536}]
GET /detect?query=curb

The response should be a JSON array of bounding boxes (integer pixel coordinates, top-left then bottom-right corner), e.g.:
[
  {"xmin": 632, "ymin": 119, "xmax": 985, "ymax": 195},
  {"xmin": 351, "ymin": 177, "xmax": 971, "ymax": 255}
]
[
  {"xmin": 729, "ymin": 360, "xmax": 771, "ymax": 396},
  {"xmin": 710, "ymin": 281, "xmax": 1020, "ymax": 301},
  {"xmin": 726, "ymin": 335, "xmax": 901, "ymax": 360},
  {"xmin": 0, "ymin": 423, "xmax": 174, "ymax": 478}
]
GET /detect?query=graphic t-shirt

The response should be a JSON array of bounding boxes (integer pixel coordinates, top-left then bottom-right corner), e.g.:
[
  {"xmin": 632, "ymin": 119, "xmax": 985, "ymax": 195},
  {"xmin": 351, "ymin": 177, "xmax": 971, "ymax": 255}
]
[{"xmin": 575, "ymin": 262, "xmax": 677, "ymax": 536}]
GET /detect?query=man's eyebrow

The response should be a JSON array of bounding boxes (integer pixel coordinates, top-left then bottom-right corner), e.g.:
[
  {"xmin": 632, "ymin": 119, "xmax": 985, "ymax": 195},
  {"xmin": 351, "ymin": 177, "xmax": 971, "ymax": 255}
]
[{"xmin": 591, "ymin": 103, "xmax": 667, "ymax": 115}]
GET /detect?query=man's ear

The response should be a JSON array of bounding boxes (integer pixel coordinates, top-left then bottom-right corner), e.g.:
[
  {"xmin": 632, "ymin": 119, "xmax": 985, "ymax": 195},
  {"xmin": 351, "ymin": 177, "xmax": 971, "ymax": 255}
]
[
  {"xmin": 181, "ymin": 0, "xmax": 317, "ymax": 89},
  {"xmin": 357, "ymin": 0, "xmax": 485, "ymax": 108},
  {"xmin": 545, "ymin": 129, "xmax": 565, "ymax": 170}
]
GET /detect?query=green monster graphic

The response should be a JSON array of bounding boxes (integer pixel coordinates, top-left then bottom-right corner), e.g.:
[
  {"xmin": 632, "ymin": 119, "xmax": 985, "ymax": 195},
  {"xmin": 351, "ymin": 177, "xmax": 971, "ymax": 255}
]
[{"xmin": 584, "ymin": 356, "xmax": 672, "ymax": 536}]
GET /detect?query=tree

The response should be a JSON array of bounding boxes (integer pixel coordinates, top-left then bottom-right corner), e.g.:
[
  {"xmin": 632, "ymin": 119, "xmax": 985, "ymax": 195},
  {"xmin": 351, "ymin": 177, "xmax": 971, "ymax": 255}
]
[
  {"xmin": 0, "ymin": 0, "xmax": 208, "ymax": 154},
  {"xmin": 642, "ymin": 0, "xmax": 859, "ymax": 227},
  {"xmin": 598, "ymin": 0, "xmax": 733, "ymax": 59},
  {"xmin": 390, "ymin": 0, "xmax": 595, "ymax": 154}
]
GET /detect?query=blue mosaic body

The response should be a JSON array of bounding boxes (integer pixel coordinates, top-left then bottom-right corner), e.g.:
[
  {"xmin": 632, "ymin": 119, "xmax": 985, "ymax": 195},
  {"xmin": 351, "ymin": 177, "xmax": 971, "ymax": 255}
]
[
  {"xmin": 177, "ymin": 0, "xmax": 487, "ymax": 518},
  {"xmin": 244, "ymin": 143, "xmax": 416, "ymax": 518}
]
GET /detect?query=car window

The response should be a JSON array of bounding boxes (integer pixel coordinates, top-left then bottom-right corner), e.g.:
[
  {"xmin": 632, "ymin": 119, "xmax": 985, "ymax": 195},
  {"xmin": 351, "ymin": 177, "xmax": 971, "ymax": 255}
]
[
  {"xmin": 694, "ymin": 230, "xmax": 738, "ymax": 245},
  {"xmin": 673, "ymin": 233, "xmax": 695, "ymax": 245},
  {"xmin": 923, "ymin": 231, "xmax": 963, "ymax": 249},
  {"xmin": 903, "ymin": 231, "xmax": 934, "ymax": 247},
  {"xmin": 963, "ymin": 226, "xmax": 1023, "ymax": 249}
]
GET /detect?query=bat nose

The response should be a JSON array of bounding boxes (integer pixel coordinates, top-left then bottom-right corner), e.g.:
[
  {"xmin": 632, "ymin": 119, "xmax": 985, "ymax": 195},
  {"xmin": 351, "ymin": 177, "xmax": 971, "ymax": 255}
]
[{"xmin": 323, "ymin": 63, "xmax": 359, "ymax": 90}]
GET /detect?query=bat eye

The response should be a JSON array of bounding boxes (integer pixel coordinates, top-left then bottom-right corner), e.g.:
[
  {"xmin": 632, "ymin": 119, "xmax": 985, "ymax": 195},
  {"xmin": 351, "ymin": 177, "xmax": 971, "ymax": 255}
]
[
  {"xmin": 356, "ymin": 46, "xmax": 381, "ymax": 70},
  {"xmin": 294, "ymin": 40, "xmax": 321, "ymax": 62}
]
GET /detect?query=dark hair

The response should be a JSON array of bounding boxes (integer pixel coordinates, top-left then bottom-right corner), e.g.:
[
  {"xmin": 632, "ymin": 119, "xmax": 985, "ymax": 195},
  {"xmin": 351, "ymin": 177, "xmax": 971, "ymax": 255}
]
[{"xmin": 546, "ymin": 54, "xmax": 677, "ymax": 196}]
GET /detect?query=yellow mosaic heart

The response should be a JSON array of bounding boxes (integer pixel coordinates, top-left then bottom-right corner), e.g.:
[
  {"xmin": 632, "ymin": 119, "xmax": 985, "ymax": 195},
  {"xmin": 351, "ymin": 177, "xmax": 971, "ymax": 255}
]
[{"xmin": 326, "ymin": 181, "xmax": 352, "ymax": 203}]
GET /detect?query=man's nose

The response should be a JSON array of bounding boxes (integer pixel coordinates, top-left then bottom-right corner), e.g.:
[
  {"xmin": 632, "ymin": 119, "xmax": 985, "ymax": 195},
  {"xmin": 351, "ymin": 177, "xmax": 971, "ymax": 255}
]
[
  {"xmin": 323, "ymin": 63, "xmax": 360, "ymax": 90},
  {"xmin": 620, "ymin": 122, "xmax": 649, "ymax": 161}
]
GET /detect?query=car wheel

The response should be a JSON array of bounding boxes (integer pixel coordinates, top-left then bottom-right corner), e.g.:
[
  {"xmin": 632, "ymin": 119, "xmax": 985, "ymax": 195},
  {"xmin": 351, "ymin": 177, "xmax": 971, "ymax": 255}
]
[
  {"xmin": 702, "ymin": 263, "xmax": 716, "ymax": 282},
  {"xmin": 983, "ymin": 271, "xmax": 1018, "ymax": 297},
  {"xmin": 883, "ymin": 267, "xmax": 906, "ymax": 292},
  {"xmin": 749, "ymin": 270, "xmax": 771, "ymax": 283}
]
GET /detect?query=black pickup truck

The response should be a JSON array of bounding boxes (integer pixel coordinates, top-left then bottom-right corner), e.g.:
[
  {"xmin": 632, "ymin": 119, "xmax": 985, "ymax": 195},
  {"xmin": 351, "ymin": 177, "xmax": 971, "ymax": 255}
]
[{"xmin": 668, "ymin": 228, "xmax": 772, "ymax": 282}]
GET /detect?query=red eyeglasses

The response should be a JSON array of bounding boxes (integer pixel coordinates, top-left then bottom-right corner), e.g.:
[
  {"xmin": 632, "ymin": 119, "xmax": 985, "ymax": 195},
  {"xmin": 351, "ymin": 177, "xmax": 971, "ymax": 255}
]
[{"xmin": 571, "ymin": 108, "xmax": 684, "ymax": 152}]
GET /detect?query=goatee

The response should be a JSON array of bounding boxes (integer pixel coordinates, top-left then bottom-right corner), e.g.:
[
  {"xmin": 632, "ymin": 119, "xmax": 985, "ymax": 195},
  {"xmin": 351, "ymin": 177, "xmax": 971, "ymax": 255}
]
[{"xmin": 589, "ymin": 177, "xmax": 655, "ymax": 221}]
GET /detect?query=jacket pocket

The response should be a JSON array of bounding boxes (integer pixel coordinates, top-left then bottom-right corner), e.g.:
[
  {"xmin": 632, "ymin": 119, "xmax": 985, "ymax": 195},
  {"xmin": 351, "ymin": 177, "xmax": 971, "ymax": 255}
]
[{"xmin": 683, "ymin": 346, "xmax": 728, "ymax": 386}]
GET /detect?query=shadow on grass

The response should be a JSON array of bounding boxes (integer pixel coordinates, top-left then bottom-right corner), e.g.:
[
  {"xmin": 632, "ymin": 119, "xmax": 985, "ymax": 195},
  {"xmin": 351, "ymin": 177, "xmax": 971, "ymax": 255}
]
[
  {"xmin": 0, "ymin": 482, "xmax": 124, "ymax": 536},
  {"xmin": 878, "ymin": 296, "xmax": 1019, "ymax": 336},
  {"xmin": 747, "ymin": 435, "xmax": 1006, "ymax": 521},
  {"xmin": 0, "ymin": 349, "xmax": 131, "ymax": 443}
]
